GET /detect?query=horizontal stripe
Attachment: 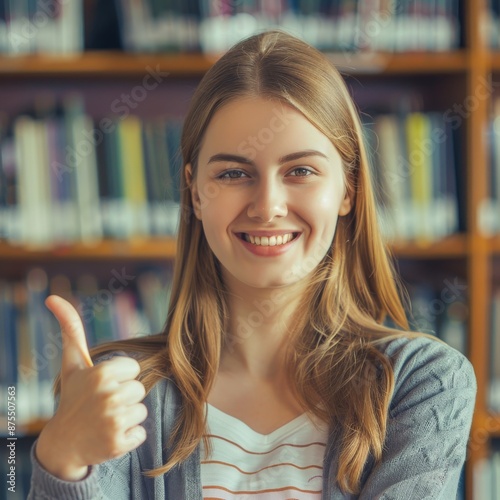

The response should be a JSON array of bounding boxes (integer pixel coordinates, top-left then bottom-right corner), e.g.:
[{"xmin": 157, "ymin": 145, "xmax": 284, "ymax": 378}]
[
  {"xmin": 205, "ymin": 434, "xmax": 326, "ymax": 455},
  {"xmin": 203, "ymin": 485, "xmax": 322, "ymax": 495},
  {"xmin": 200, "ymin": 459, "xmax": 323, "ymax": 475}
]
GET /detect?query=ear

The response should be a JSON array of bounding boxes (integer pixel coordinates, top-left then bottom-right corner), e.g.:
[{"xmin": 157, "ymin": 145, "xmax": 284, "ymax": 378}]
[
  {"xmin": 338, "ymin": 187, "xmax": 353, "ymax": 216},
  {"xmin": 185, "ymin": 163, "xmax": 202, "ymax": 220}
]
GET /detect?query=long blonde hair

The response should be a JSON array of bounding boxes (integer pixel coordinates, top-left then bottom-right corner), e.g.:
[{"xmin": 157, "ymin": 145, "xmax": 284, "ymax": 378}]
[{"xmin": 58, "ymin": 30, "xmax": 439, "ymax": 494}]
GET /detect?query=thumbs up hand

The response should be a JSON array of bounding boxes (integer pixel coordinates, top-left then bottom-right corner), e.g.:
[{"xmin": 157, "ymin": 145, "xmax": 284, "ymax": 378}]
[{"xmin": 35, "ymin": 295, "xmax": 148, "ymax": 481}]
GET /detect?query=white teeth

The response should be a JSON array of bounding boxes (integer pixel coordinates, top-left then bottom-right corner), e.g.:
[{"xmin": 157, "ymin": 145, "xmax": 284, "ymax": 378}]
[{"xmin": 245, "ymin": 233, "xmax": 295, "ymax": 246}]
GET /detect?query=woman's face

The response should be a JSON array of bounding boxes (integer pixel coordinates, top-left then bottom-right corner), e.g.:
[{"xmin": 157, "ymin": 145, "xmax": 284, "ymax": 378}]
[{"xmin": 186, "ymin": 96, "xmax": 352, "ymax": 290}]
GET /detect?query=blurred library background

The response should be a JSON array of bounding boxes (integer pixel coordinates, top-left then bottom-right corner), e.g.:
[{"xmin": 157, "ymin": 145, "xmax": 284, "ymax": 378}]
[{"xmin": 0, "ymin": 1, "xmax": 500, "ymax": 499}]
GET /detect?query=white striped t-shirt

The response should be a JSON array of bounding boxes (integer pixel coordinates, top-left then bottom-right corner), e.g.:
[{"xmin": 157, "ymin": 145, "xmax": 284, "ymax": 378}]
[{"xmin": 200, "ymin": 403, "xmax": 328, "ymax": 499}]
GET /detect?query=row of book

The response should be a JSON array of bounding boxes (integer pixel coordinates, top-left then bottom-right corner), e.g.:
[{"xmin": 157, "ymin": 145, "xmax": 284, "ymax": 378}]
[
  {"xmin": 363, "ymin": 111, "xmax": 464, "ymax": 244},
  {"xmin": 483, "ymin": 97, "xmax": 500, "ymax": 234},
  {"xmin": 0, "ymin": 0, "xmax": 83, "ymax": 54},
  {"xmin": 0, "ymin": 96, "xmax": 468, "ymax": 247},
  {"xmin": 0, "ymin": 96, "xmax": 183, "ymax": 247},
  {"xmin": 119, "ymin": 0, "xmax": 462, "ymax": 54},
  {"xmin": 0, "ymin": 0, "xmax": 462, "ymax": 55},
  {"xmin": 473, "ymin": 440, "xmax": 500, "ymax": 499},
  {"xmin": 0, "ymin": 265, "xmax": 172, "ymax": 429}
]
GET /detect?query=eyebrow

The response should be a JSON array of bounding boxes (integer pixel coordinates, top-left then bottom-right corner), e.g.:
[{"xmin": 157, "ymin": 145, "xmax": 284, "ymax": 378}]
[{"xmin": 207, "ymin": 149, "xmax": 329, "ymax": 166}]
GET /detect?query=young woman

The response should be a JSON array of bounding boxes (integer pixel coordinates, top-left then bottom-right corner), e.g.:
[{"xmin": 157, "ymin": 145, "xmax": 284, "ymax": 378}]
[{"xmin": 29, "ymin": 30, "xmax": 476, "ymax": 499}]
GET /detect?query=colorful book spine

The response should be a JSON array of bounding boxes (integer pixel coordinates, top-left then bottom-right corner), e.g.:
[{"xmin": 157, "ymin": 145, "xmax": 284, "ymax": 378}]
[
  {"xmin": 117, "ymin": 115, "xmax": 150, "ymax": 238},
  {"xmin": 489, "ymin": 288, "xmax": 500, "ymax": 412}
]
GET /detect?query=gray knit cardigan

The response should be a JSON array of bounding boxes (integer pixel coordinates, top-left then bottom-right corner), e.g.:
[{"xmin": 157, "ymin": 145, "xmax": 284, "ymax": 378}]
[{"xmin": 27, "ymin": 335, "xmax": 477, "ymax": 499}]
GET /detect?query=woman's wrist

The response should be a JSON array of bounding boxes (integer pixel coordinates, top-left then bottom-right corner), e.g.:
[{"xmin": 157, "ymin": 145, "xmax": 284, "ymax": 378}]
[{"xmin": 35, "ymin": 423, "xmax": 89, "ymax": 481}]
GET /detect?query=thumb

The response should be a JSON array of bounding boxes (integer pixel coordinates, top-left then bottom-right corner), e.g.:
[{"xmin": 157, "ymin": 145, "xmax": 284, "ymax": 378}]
[{"xmin": 45, "ymin": 295, "xmax": 93, "ymax": 378}]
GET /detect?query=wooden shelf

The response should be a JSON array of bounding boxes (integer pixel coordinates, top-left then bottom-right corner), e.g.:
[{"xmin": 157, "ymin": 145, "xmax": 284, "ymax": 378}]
[
  {"xmin": 388, "ymin": 234, "xmax": 468, "ymax": 259},
  {"xmin": 0, "ymin": 236, "xmax": 470, "ymax": 261},
  {"xmin": 329, "ymin": 50, "xmax": 468, "ymax": 75},
  {"xmin": 0, "ymin": 50, "xmax": 468, "ymax": 78},
  {"xmin": 0, "ymin": 238, "xmax": 177, "ymax": 260},
  {"xmin": 0, "ymin": 52, "xmax": 221, "ymax": 78}
]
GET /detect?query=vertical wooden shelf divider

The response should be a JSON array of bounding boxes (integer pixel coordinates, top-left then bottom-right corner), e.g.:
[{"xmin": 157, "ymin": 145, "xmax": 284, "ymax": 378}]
[{"xmin": 465, "ymin": 0, "xmax": 493, "ymax": 497}]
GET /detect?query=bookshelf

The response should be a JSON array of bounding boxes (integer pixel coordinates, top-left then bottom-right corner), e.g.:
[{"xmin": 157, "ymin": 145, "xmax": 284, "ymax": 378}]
[{"xmin": 0, "ymin": 0, "xmax": 498, "ymax": 498}]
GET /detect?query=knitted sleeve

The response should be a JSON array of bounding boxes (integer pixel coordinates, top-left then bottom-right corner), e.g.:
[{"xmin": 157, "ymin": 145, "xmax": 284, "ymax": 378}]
[
  {"xmin": 27, "ymin": 446, "xmax": 130, "ymax": 500},
  {"xmin": 359, "ymin": 336, "xmax": 477, "ymax": 499}
]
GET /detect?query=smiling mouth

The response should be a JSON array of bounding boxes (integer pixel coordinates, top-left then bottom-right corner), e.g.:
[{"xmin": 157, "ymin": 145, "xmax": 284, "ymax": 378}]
[{"xmin": 237, "ymin": 232, "xmax": 300, "ymax": 246}]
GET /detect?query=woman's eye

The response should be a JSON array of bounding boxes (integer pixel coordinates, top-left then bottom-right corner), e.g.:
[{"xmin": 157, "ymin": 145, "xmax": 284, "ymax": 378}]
[
  {"xmin": 289, "ymin": 167, "xmax": 313, "ymax": 177},
  {"xmin": 217, "ymin": 170, "xmax": 248, "ymax": 180}
]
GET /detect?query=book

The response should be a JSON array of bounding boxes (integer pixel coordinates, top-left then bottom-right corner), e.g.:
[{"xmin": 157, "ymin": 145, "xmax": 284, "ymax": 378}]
[
  {"xmin": 405, "ymin": 112, "xmax": 434, "ymax": 243},
  {"xmin": 372, "ymin": 113, "xmax": 412, "ymax": 241},
  {"xmin": 25, "ymin": 267, "xmax": 53, "ymax": 419},
  {"xmin": 62, "ymin": 95, "xmax": 103, "ymax": 244},
  {"xmin": 118, "ymin": 115, "xmax": 150, "ymax": 238},
  {"xmin": 488, "ymin": 96, "xmax": 500, "ymax": 234},
  {"xmin": 489, "ymin": 288, "xmax": 500, "ymax": 411},
  {"xmin": 13, "ymin": 115, "xmax": 53, "ymax": 247},
  {"xmin": 473, "ymin": 440, "xmax": 500, "ymax": 500},
  {"xmin": 0, "ymin": 112, "xmax": 9, "ymax": 239}
]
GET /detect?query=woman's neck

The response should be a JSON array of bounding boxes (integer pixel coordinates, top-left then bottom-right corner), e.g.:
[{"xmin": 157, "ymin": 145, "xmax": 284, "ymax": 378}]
[{"xmin": 220, "ymin": 279, "xmax": 306, "ymax": 380}]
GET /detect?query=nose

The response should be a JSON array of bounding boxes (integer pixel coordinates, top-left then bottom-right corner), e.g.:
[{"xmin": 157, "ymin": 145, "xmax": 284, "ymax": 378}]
[{"xmin": 246, "ymin": 176, "xmax": 288, "ymax": 222}]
